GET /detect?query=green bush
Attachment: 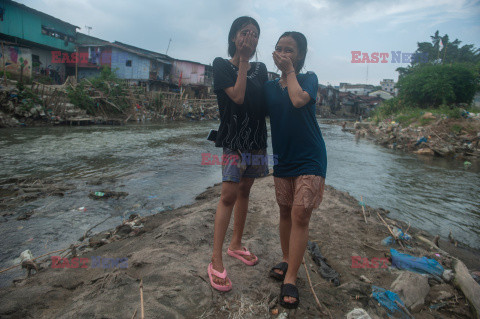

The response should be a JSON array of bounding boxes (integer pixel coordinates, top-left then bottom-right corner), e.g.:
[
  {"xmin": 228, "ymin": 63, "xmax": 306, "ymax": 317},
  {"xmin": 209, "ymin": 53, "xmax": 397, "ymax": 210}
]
[
  {"xmin": 66, "ymin": 82, "xmax": 95, "ymax": 115},
  {"xmin": 397, "ymin": 63, "xmax": 478, "ymax": 108}
]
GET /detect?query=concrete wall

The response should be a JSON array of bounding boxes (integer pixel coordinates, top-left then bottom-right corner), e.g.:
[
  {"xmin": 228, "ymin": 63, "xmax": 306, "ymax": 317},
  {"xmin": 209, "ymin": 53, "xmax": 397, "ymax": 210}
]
[
  {"xmin": 1, "ymin": 44, "xmax": 32, "ymax": 80},
  {"xmin": 30, "ymin": 47, "xmax": 66, "ymax": 82}
]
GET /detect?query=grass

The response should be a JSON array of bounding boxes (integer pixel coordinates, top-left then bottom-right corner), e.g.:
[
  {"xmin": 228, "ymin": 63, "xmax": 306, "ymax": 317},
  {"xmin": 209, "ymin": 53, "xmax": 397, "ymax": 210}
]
[{"xmin": 370, "ymin": 97, "xmax": 469, "ymax": 127}]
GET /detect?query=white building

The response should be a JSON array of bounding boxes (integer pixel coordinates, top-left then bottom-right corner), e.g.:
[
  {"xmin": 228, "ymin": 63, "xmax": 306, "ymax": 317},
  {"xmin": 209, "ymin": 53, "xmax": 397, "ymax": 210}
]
[
  {"xmin": 380, "ymin": 79, "xmax": 396, "ymax": 94},
  {"xmin": 339, "ymin": 83, "xmax": 375, "ymax": 95}
]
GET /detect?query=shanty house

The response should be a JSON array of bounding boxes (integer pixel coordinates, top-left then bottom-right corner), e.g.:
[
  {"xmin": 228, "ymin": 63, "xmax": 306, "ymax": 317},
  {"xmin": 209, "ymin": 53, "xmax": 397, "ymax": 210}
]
[{"xmin": 0, "ymin": 0, "xmax": 79, "ymax": 83}]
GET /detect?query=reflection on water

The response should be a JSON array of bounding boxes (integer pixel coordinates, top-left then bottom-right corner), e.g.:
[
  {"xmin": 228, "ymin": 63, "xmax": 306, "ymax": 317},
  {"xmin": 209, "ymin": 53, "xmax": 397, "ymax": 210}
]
[
  {"xmin": 322, "ymin": 123, "xmax": 480, "ymax": 250},
  {"xmin": 0, "ymin": 120, "xmax": 478, "ymax": 288}
]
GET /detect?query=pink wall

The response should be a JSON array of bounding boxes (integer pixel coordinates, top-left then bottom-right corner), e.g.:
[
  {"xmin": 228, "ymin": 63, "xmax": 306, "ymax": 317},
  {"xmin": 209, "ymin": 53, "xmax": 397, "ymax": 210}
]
[{"xmin": 172, "ymin": 60, "xmax": 205, "ymax": 85}]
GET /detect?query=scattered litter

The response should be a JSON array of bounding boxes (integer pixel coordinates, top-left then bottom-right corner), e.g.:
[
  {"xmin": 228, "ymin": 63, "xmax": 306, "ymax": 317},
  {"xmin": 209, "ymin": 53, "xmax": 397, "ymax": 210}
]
[
  {"xmin": 307, "ymin": 240, "xmax": 340, "ymax": 286},
  {"xmin": 372, "ymin": 285, "xmax": 410, "ymax": 318},
  {"xmin": 429, "ymin": 302, "xmax": 447, "ymax": 310},
  {"xmin": 415, "ymin": 136, "xmax": 428, "ymax": 146},
  {"xmin": 346, "ymin": 308, "xmax": 372, "ymax": 319},
  {"xmin": 442, "ymin": 269, "xmax": 454, "ymax": 282},
  {"xmin": 78, "ymin": 207, "xmax": 86, "ymax": 212},
  {"xmin": 359, "ymin": 275, "xmax": 372, "ymax": 283},
  {"xmin": 89, "ymin": 190, "xmax": 128, "ymax": 200},
  {"xmin": 19, "ymin": 250, "xmax": 34, "ymax": 263},
  {"xmin": 392, "ymin": 227, "xmax": 412, "ymax": 241},
  {"xmin": 381, "ymin": 236, "xmax": 394, "ymax": 246},
  {"xmin": 390, "ymin": 248, "xmax": 444, "ymax": 280}
]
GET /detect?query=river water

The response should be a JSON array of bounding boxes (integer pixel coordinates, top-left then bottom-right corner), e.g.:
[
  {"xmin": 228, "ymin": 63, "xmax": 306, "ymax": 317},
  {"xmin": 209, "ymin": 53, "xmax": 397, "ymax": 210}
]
[{"xmin": 0, "ymin": 120, "xmax": 479, "ymax": 287}]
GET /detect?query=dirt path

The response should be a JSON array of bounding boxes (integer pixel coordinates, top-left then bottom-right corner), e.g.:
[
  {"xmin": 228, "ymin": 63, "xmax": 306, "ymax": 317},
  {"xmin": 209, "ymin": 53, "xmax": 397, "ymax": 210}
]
[{"xmin": 0, "ymin": 175, "xmax": 478, "ymax": 318}]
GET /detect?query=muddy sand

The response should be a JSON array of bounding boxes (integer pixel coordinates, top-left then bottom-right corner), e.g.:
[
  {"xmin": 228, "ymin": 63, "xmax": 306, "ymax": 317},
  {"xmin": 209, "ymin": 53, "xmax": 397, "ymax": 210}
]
[{"xmin": 0, "ymin": 174, "xmax": 479, "ymax": 318}]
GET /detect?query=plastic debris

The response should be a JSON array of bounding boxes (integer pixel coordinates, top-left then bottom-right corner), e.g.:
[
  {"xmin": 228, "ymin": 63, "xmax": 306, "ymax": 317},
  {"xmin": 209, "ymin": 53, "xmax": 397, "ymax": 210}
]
[
  {"xmin": 415, "ymin": 136, "xmax": 428, "ymax": 146},
  {"xmin": 78, "ymin": 207, "xmax": 86, "ymax": 212},
  {"xmin": 442, "ymin": 269, "xmax": 454, "ymax": 282},
  {"xmin": 372, "ymin": 285, "xmax": 410, "ymax": 318},
  {"xmin": 390, "ymin": 248, "xmax": 444, "ymax": 280},
  {"xmin": 392, "ymin": 227, "xmax": 412, "ymax": 241},
  {"xmin": 346, "ymin": 308, "xmax": 371, "ymax": 319},
  {"xmin": 429, "ymin": 302, "xmax": 447, "ymax": 310},
  {"xmin": 89, "ymin": 191, "xmax": 128, "ymax": 200},
  {"xmin": 307, "ymin": 240, "xmax": 340, "ymax": 286},
  {"xmin": 19, "ymin": 250, "xmax": 34, "ymax": 263},
  {"xmin": 381, "ymin": 236, "xmax": 394, "ymax": 246}
]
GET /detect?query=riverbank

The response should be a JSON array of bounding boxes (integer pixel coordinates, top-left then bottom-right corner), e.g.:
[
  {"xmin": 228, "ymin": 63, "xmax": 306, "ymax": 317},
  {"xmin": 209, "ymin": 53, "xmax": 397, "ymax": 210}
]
[
  {"xmin": 0, "ymin": 175, "xmax": 479, "ymax": 318},
  {"xmin": 344, "ymin": 115, "xmax": 480, "ymax": 160},
  {"xmin": 0, "ymin": 80, "xmax": 219, "ymax": 128}
]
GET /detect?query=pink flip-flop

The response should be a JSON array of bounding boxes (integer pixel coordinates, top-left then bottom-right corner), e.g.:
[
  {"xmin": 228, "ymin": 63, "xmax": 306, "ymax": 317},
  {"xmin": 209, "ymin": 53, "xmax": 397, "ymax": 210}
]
[
  {"xmin": 207, "ymin": 263, "xmax": 232, "ymax": 292},
  {"xmin": 227, "ymin": 247, "xmax": 258, "ymax": 266}
]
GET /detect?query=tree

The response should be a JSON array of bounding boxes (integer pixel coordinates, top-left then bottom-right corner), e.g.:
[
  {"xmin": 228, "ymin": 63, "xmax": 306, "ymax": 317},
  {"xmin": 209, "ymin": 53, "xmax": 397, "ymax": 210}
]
[
  {"xmin": 396, "ymin": 63, "xmax": 478, "ymax": 108},
  {"xmin": 396, "ymin": 31, "xmax": 480, "ymax": 79}
]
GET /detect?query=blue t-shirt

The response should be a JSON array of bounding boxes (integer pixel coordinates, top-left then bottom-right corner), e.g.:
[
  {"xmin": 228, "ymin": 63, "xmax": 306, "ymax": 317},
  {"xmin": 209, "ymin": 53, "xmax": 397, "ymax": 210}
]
[{"xmin": 265, "ymin": 72, "xmax": 327, "ymax": 178}]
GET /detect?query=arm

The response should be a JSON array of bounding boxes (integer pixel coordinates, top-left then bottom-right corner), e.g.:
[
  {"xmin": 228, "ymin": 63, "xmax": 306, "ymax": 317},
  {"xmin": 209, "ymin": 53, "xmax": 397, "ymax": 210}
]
[
  {"xmin": 285, "ymin": 71, "xmax": 312, "ymax": 108},
  {"xmin": 224, "ymin": 60, "xmax": 249, "ymax": 104},
  {"xmin": 272, "ymin": 51, "xmax": 313, "ymax": 108},
  {"xmin": 223, "ymin": 31, "xmax": 256, "ymax": 105}
]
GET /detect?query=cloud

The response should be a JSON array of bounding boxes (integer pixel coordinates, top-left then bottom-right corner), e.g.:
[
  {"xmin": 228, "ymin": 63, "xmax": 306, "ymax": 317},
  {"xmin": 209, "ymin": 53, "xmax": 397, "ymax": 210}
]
[{"xmin": 19, "ymin": 0, "xmax": 480, "ymax": 85}]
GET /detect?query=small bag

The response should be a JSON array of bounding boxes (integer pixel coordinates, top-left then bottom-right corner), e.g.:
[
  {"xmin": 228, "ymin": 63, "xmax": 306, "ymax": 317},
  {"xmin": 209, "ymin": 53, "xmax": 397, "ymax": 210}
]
[{"xmin": 207, "ymin": 129, "xmax": 217, "ymax": 142}]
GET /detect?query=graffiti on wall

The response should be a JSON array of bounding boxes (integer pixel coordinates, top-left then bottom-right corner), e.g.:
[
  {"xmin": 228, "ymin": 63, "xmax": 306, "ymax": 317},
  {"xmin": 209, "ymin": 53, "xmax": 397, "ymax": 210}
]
[{"xmin": 0, "ymin": 45, "xmax": 32, "ymax": 79}]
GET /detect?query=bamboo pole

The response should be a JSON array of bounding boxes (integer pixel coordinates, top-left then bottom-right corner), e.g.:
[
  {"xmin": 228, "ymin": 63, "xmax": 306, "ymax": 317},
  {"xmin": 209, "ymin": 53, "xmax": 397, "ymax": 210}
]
[
  {"xmin": 302, "ymin": 257, "xmax": 332, "ymax": 318},
  {"xmin": 376, "ymin": 211, "xmax": 405, "ymax": 249},
  {"xmin": 360, "ymin": 196, "xmax": 367, "ymax": 224},
  {"xmin": 140, "ymin": 278, "xmax": 145, "ymax": 319}
]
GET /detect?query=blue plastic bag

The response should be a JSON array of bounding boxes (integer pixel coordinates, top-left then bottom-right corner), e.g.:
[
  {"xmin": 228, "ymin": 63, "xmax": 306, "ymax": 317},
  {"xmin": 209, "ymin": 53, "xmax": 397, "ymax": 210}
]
[
  {"xmin": 390, "ymin": 248, "xmax": 444, "ymax": 279},
  {"xmin": 372, "ymin": 285, "xmax": 410, "ymax": 318}
]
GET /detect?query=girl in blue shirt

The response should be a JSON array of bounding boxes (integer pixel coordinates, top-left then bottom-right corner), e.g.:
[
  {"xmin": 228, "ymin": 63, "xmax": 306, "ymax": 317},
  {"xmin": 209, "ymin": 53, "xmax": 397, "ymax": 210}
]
[{"xmin": 265, "ymin": 32, "xmax": 327, "ymax": 309}]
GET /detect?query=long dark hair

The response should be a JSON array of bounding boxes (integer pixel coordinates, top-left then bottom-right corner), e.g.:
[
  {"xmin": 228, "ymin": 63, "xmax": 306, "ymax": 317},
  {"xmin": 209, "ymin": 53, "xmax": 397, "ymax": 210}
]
[
  {"xmin": 276, "ymin": 31, "xmax": 307, "ymax": 73},
  {"xmin": 228, "ymin": 16, "xmax": 260, "ymax": 57}
]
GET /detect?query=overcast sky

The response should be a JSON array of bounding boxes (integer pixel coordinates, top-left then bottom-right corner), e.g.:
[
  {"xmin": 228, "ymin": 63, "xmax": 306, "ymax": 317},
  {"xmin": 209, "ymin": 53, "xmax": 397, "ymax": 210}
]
[{"xmin": 23, "ymin": 0, "xmax": 480, "ymax": 86}]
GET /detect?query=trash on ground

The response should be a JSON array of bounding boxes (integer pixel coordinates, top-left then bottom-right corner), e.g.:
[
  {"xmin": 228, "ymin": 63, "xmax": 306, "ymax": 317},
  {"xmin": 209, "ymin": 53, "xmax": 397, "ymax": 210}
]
[
  {"xmin": 346, "ymin": 308, "xmax": 372, "ymax": 319},
  {"xmin": 372, "ymin": 285, "xmax": 411, "ymax": 318},
  {"xmin": 390, "ymin": 248, "xmax": 444, "ymax": 280},
  {"xmin": 307, "ymin": 240, "xmax": 340, "ymax": 286}
]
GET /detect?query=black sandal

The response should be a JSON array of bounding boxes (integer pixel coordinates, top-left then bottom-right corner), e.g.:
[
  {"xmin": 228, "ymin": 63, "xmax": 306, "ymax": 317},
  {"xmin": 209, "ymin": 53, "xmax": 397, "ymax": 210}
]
[
  {"xmin": 279, "ymin": 283, "xmax": 300, "ymax": 309},
  {"xmin": 269, "ymin": 262, "xmax": 288, "ymax": 281}
]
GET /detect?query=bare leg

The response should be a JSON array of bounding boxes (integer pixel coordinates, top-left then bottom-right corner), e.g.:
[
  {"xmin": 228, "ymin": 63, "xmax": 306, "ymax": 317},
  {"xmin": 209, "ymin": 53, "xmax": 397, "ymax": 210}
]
[
  {"xmin": 229, "ymin": 177, "xmax": 257, "ymax": 262},
  {"xmin": 283, "ymin": 205, "xmax": 313, "ymax": 304},
  {"xmin": 210, "ymin": 181, "xmax": 238, "ymax": 286},
  {"xmin": 274, "ymin": 204, "xmax": 292, "ymax": 276}
]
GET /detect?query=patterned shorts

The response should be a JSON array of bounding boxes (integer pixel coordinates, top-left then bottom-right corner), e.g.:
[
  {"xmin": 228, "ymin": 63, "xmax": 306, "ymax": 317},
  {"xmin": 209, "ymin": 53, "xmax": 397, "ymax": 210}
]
[
  {"xmin": 274, "ymin": 175, "xmax": 325, "ymax": 210},
  {"xmin": 222, "ymin": 148, "xmax": 269, "ymax": 183}
]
